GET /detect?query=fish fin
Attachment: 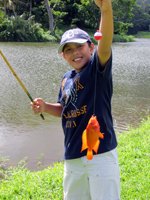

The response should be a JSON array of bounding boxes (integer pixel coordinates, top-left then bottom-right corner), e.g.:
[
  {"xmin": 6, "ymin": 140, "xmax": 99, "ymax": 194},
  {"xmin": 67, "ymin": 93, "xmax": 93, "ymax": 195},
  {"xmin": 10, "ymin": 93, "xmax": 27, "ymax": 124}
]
[
  {"xmin": 81, "ymin": 130, "xmax": 88, "ymax": 152},
  {"xmin": 98, "ymin": 132, "xmax": 104, "ymax": 139},
  {"xmin": 87, "ymin": 150, "xmax": 93, "ymax": 160},
  {"xmin": 93, "ymin": 140, "xmax": 100, "ymax": 154}
]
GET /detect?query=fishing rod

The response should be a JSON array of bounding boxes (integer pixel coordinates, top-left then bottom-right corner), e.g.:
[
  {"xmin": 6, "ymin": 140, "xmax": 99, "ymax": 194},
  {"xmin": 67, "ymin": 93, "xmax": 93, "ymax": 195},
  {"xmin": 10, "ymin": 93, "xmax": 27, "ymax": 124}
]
[{"xmin": 0, "ymin": 50, "xmax": 44, "ymax": 120}]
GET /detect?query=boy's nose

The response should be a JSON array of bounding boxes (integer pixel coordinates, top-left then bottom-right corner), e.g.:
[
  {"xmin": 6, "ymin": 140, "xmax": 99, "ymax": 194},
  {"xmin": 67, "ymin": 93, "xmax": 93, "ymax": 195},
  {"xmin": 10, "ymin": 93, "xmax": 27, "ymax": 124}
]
[{"xmin": 72, "ymin": 47, "xmax": 79, "ymax": 54}]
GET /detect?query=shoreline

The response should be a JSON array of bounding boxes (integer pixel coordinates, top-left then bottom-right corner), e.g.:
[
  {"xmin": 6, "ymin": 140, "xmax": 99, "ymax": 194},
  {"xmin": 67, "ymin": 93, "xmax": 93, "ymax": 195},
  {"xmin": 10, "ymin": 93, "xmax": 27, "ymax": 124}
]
[{"xmin": 0, "ymin": 117, "xmax": 150, "ymax": 199}]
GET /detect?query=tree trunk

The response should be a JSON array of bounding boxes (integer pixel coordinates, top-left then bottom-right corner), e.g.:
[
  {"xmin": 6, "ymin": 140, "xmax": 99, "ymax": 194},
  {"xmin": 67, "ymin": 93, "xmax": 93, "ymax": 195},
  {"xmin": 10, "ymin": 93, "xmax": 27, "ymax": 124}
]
[
  {"xmin": 29, "ymin": 0, "xmax": 32, "ymax": 16},
  {"xmin": 44, "ymin": 0, "xmax": 54, "ymax": 32},
  {"xmin": 2, "ymin": 0, "xmax": 17, "ymax": 16}
]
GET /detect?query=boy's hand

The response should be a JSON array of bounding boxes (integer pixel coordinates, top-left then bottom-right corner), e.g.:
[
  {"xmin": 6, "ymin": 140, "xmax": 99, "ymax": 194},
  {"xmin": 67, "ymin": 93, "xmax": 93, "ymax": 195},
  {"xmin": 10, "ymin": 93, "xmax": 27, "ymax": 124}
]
[
  {"xmin": 31, "ymin": 98, "xmax": 46, "ymax": 114},
  {"xmin": 94, "ymin": 0, "xmax": 112, "ymax": 12}
]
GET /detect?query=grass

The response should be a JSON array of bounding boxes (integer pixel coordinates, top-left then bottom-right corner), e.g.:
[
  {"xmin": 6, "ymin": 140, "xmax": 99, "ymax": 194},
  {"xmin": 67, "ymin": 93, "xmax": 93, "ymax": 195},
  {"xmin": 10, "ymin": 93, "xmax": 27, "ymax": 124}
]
[
  {"xmin": 0, "ymin": 162, "xmax": 63, "ymax": 200},
  {"xmin": 135, "ymin": 31, "xmax": 150, "ymax": 39},
  {"xmin": 118, "ymin": 117, "xmax": 150, "ymax": 199},
  {"xmin": 0, "ymin": 116, "xmax": 150, "ymax": 200}
]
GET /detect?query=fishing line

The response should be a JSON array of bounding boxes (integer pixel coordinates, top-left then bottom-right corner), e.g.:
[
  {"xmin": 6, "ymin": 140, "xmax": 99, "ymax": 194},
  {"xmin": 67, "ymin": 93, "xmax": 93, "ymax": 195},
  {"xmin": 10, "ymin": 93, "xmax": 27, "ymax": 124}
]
[
  {"xmin": 0, "ymin": 50, "xmax": 44, "ymax": 120},
  {"xmin": 93, "ymin": 30, "xmax": 103, "ymax": 115},
  {"xmin": 93, "ymin": 53, "xmax": 98, "ymax": 115}
]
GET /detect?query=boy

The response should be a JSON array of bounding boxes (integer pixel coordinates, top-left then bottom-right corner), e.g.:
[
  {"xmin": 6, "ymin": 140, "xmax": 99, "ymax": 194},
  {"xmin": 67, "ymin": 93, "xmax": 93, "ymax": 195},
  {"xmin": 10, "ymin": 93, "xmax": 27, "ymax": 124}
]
[{"xmin": 31, "ymin": 0, "xmax": 120, "ymax": 199}]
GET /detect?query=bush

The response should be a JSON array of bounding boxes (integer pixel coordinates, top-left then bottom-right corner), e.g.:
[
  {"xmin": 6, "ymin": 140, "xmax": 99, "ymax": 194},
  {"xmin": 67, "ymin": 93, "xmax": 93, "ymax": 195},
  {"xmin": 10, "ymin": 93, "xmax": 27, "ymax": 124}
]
[
  {"xmin": 0, "ymin": 11, "xmax": 5, "ymax": 24},
  {"xmin": 113, "ymin": 34, "xmax": 135, "ymax": 42},
  {"xmin": 0, "ymin": 15, "xmax": 57, "ymax": 42}
]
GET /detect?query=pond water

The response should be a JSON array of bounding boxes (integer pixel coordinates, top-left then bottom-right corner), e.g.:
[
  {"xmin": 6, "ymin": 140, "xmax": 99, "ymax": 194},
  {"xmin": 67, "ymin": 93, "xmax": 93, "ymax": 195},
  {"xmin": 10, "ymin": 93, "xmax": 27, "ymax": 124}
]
[{"xmin": 0, "ymin": 39, "xmax": 150, "ymax": 169}]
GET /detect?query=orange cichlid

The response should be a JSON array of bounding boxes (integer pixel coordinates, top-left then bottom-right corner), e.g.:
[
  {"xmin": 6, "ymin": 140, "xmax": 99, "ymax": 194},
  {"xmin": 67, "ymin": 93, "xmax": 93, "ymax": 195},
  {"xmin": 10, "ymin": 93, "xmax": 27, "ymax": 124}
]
[{"xmin": 81, "ymin": 115, "xmax": 104, "ymax": 160}]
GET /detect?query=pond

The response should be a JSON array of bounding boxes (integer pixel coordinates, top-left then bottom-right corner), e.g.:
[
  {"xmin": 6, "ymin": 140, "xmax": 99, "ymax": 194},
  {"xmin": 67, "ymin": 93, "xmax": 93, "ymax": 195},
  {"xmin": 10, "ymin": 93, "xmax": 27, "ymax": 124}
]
[{"xmin": 0, "ymin": 39, "xmax": 149, "ymax": 169}]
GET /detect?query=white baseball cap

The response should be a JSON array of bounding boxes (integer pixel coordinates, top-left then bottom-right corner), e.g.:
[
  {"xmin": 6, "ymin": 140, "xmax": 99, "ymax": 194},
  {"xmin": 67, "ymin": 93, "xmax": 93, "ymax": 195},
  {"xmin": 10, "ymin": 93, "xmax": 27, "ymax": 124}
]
[{"xmin": 58, "ymin": 28, "xmax": 92, "ymax": 53}]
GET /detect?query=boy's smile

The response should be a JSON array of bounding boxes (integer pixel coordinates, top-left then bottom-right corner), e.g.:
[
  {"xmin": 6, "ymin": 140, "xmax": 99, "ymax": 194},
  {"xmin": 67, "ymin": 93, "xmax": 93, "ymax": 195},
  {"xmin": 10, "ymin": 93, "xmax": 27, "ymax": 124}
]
[{"xmin": 62, "ymin": 42, "xmax": 94, "ymax": 72}]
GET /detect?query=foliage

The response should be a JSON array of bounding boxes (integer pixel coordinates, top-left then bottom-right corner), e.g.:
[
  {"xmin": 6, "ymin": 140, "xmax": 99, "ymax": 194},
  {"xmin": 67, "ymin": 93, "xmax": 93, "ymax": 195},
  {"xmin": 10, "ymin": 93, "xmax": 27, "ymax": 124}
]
[
  {"xmin": 0, "ymin": 15, "xmax": 56, "ymax": 42},
  {"xmin": 71, "ymin": 1, "xmax": 99, "ymax": 29},
  {"xmin": 113, "ymin": 0, "xmax": 136, "ymax": 34},
  {"xmin": 32, "ymin": 3, "xmax": 50, "ymax": 30},
  {"xmin": 113, "ymin": 34, "xmax": 135, "ymax": 42},
  {"xmin": 0, "ymin": 117, "xmax": 149, "ymax": 199},
  {"xmin": 136, "ymin": 31, "xmax": 150, "ymax": 38},
  {"xmin": 128, "ymin": 3, "xmax": 150, "ymax": 34},
  {"xmin": 48, "ymin": 0, "xmax": 68, "ymax": 29},
  {"xmin": 0, "ymin": 10, "xmax": 5, "ymax": 23},
  {"xmin": 49, "ymin": 0, "xmax": 137, "ymax": 34},
  {"xmin": 0, "ymin": 0, "xmax": 149, "ymax": 41}
]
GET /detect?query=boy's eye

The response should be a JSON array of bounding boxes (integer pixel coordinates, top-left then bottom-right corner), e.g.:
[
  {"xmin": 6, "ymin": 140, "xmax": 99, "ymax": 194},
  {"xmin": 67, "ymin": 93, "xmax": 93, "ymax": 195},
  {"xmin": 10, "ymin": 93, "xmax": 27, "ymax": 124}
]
[
  {"xmin": 65, "ymin": 48, "xmax": 71, "ymax": 52},
  {"xmin": 64, "ymin": 43, "xmax": 85, "ymax": 54},
  {"xmin": 78, "ymin": 44, "xmax": 83, "ymax": 48},
  {"xmin": 64, "ymin": 47, "xmax": 72, "ymax": 53}
]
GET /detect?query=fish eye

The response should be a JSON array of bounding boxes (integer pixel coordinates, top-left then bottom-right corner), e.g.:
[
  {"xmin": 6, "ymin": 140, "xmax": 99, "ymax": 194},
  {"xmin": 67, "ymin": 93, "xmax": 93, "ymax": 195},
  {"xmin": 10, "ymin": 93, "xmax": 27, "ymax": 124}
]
[{"xmin": 90, "ymin": 121, "xmax": 94, "ymax": 125}]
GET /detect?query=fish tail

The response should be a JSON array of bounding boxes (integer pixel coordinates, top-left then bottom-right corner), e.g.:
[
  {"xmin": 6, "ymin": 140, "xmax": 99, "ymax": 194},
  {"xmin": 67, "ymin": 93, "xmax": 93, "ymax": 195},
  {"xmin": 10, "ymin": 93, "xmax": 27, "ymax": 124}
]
[{"xmin": 87, "ymin": 150, "xmax": 93, "ymax": 160}]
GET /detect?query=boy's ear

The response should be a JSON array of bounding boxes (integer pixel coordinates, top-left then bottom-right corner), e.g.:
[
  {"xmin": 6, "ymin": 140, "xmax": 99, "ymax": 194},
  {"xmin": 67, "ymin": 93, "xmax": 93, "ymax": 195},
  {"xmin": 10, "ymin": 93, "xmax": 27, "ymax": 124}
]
[
  {"xmin": 60, "ymin": 52, "xmax": 64, "ymax": 57},
  {"xmin": 90, "ymin": 43, "xmax": 95, "ymax": 53},
  {"xmin": 61, "ymin": 52, "xmax": 67, "ymax": 60}
]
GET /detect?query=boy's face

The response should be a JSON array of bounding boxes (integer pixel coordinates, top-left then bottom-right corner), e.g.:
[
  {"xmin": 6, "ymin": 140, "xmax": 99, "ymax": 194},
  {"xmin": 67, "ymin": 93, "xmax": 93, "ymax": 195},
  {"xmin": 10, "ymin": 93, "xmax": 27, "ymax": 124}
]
[{"xmin": 62, "ymin": 42, "xmax": 94, "ymax": 72}]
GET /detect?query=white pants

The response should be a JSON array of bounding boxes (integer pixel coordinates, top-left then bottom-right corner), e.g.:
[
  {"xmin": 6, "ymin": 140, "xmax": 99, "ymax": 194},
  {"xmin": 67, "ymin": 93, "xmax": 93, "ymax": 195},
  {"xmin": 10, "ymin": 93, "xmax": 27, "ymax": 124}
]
[{"xmin": 63, "ymin": 149, "xmax": 120, "ymax": 200}]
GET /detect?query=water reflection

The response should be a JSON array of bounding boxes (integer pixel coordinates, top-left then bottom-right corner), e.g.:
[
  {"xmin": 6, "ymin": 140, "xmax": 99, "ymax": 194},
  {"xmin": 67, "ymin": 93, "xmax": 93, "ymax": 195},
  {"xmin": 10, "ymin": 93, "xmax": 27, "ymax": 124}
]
[{"xmin": 0, "ymin": 39, "xmax": 149, "ymax": 169}]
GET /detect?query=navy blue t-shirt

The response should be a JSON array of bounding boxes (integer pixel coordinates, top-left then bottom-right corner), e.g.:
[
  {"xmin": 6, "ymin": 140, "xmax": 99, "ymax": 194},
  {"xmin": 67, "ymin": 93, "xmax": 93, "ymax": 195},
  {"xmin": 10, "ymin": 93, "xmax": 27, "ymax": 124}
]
[{"xmin": 58, "ymin": 50, "xmax": 117, "ymax": 160}]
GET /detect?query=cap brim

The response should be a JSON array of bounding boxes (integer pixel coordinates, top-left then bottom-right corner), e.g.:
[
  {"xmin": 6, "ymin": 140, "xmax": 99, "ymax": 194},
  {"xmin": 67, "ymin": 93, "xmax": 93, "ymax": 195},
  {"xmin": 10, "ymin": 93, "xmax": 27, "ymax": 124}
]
[{"xmin": 58, "ymin": 38, "xmax": 88, "ymax": 54}]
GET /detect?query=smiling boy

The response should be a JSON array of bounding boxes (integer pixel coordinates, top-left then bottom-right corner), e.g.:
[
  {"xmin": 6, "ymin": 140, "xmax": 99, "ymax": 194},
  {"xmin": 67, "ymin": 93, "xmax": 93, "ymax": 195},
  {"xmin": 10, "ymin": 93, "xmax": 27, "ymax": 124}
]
[{"xmin": 31, "ymin": 0, "xmax": 120, "ymax": 199}]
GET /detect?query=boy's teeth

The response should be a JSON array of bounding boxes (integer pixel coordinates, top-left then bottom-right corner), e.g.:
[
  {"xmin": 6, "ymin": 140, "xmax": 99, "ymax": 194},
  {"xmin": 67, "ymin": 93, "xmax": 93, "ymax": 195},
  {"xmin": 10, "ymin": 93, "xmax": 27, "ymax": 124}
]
[{"xmin": 74, "ymin": 58, "xmax": 81, "ymax": 62}]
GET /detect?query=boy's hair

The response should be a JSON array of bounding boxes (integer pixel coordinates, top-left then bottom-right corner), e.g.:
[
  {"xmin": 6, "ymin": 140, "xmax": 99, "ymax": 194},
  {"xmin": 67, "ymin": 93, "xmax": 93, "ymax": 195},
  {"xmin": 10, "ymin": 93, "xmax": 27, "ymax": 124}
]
[{"xmin": 58, "ymin": 28, "xmax": 92, "ymax": 54}]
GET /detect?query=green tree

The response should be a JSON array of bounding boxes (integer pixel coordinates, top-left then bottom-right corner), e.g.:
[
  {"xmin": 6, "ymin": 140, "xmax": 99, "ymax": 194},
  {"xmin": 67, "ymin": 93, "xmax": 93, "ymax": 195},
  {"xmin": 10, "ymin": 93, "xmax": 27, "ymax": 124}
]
[
  {"xmin": 49, "ymin": 0, "xmax": 137, "ymax": 34},
  {"xmin": 112, "ymin": 0, "xmax": 136, "ymax": 34},
  {"xmin": 129, "ymin": 2, "xmax": 150, "ymax": 33},
  {"xmin": 49, "ymin": 0, "xmax": 99, "ymax": 29}
]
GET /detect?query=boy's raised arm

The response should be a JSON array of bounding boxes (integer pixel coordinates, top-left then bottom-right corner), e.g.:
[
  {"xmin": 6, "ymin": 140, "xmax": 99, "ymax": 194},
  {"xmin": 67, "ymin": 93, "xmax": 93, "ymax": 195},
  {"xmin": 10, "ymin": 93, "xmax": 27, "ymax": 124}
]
[{"xmin": 94, "ymin": 0, "xmax": 113, "ymax": 66}]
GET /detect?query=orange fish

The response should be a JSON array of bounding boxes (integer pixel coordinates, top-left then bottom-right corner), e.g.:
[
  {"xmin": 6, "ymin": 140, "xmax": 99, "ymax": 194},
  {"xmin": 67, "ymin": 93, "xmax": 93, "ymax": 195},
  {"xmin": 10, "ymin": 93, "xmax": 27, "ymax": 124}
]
[{"xmin": 81, "ymin": 115, "xmax": 104, "ymax": 160}]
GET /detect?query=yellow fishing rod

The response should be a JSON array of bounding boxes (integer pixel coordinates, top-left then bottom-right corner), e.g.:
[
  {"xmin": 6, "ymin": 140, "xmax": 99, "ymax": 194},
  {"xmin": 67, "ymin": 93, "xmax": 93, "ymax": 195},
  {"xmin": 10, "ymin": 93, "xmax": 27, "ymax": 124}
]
[{"xmin": 0, "ymin": 50, "xmax": 44, "ymax": 120}]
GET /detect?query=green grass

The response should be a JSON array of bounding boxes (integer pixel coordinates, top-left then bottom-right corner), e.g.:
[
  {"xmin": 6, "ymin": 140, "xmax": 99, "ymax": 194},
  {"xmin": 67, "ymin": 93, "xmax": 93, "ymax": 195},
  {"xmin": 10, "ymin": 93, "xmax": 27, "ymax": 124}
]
[
  {"xmin": 135, "ymin": 31, "xmax": 150, "ymax": 39},
  {"xmin": 0, "ymin": 116, "xmax": 150, "ymax": 199},
  {"xmin": 118, "ymin": 117, "xmax": 150, "ymax": 200},
  {"xmin": 0, "ymin": 162, "xmax": 63, "ymax": 200}
]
